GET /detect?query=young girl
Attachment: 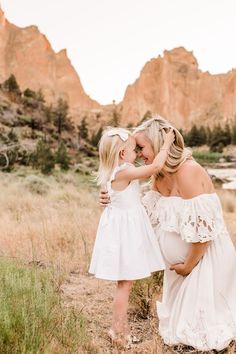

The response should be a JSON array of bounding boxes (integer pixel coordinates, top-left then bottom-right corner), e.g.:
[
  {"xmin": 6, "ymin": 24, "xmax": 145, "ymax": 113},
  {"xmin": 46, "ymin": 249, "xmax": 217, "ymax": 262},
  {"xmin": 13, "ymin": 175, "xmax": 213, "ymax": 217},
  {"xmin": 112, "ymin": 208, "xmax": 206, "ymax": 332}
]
[{"xmin": 89, "ymin": 127, "xmax": 174, "ymax": 347}]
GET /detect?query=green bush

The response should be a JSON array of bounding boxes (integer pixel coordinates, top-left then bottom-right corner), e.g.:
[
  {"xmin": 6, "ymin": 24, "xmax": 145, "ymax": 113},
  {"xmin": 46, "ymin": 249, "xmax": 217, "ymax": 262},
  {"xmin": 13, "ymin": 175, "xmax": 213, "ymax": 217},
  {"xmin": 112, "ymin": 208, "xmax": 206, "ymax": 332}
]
[{"xmin": 192, "ymin": 151, "xmax": 223, "ymax": 163}]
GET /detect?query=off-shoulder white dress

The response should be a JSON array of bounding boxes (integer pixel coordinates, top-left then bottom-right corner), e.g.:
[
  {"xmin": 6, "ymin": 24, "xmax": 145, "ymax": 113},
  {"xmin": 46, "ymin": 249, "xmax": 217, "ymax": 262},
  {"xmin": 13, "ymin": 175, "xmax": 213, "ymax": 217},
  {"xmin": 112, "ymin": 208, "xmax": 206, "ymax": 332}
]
[{"xmin": 143, "ymin": 191, "xmax": 236, "ymax": 351}]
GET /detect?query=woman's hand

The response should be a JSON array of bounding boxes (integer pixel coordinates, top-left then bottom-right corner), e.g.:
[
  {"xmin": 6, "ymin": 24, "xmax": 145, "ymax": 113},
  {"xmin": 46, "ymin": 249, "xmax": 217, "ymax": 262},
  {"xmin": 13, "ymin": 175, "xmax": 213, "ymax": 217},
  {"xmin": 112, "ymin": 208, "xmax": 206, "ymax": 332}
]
[
  {"xmin": 170, "ymin": 242, "xmax": 210, "ymax": 276},
  {"xmin": 170, "ymin": 263, "xmax": 191, "ymax": 276},
  {"xmin": 99, "ymin": 190, "xmax": 110, "ymax": 207}
]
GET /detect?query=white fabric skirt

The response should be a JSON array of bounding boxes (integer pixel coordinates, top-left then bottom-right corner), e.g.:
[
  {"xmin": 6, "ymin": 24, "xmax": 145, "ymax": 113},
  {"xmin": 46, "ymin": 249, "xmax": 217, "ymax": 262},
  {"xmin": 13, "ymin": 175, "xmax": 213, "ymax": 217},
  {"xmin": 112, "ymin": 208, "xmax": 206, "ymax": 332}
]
[{"xmin": 89, "ymin": 205, "xmax": 165, "ymax": 281}]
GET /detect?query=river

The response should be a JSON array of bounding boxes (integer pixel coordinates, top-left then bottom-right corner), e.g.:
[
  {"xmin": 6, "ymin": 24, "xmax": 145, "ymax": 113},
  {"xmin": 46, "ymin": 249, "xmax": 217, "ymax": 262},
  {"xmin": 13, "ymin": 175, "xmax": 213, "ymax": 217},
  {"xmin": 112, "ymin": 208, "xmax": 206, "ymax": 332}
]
[{"xmin": 207, "ymin": 168, "xmax": 236, "ymax": 190}]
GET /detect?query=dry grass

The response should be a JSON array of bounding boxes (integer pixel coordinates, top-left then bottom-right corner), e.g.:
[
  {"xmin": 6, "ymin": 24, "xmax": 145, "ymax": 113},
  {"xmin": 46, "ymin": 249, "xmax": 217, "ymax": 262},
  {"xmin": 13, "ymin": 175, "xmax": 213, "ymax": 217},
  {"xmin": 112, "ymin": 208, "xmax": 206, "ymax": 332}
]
[
  {"xmin": 0, "ymin": 168, "xmax": 235, "ymax": 353},
  {"xmin": 0, "ymin": 169, "xmax": 101, "ymax": 275},
  {"xmin": 217, "ymin": 188, "xmax": 236, "ymax": 245}
]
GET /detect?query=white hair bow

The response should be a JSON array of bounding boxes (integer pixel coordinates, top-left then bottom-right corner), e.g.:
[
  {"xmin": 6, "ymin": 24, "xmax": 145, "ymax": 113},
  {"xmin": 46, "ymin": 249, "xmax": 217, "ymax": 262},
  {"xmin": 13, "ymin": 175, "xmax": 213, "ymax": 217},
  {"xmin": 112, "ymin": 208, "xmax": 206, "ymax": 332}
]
[{"xmin": 106, "ymin": 129, "xmax": 129, "ymax": 141}]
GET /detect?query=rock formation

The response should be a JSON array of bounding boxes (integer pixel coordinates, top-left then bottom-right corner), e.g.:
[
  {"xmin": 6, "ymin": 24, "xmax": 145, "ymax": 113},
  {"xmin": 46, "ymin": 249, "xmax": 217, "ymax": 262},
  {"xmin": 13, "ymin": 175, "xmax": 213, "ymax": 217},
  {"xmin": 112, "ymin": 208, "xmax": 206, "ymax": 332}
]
[
  {"xmin": 0, "ymin": 7, "xmax": 99, "ymax": 119},
  {"xmin": 120, "ymin": 47, "xmax": 236, "ymax": 128}
]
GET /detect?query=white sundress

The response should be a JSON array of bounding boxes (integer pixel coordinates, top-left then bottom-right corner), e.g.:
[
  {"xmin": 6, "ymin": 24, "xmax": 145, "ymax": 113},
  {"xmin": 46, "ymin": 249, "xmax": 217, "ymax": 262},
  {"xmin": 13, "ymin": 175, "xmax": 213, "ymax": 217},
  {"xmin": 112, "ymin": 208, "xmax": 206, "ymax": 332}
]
[
  {"xmin": 142, "ymin": 190, "xmax": 236, "ymax": 351},
  {"xmin": 89, "ymin": 163, "xmax": 165, "ymax": 281}
]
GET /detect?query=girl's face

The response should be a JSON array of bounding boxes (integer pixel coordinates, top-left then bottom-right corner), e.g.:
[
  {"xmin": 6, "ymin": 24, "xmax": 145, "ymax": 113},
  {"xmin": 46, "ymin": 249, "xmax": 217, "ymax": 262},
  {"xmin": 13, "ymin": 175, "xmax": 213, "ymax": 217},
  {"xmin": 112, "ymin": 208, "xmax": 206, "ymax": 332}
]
[
  {"xmin": 122, "ymin": 136, "xmax": 137, "ymax": 163},
  {"xmin": 134, "ymin": 132, "xmax": 155, "ymax": 165}
]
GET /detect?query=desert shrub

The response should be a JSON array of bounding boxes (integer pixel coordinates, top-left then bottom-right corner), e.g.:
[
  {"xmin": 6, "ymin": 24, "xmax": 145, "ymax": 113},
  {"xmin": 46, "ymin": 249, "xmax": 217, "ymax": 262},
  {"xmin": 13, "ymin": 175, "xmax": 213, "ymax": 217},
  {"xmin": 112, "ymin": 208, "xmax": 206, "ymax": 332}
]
[{"xmin": 24, "ymin": 175, "xmax": 50, "ymax": 195}]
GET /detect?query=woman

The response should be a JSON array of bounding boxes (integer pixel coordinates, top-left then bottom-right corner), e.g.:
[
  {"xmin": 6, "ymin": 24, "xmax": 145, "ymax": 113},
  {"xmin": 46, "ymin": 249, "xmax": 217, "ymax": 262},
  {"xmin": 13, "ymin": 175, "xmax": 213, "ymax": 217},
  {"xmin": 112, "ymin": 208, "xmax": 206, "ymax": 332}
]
[{"xmin": 100, "ymin": 116, "xmax": 236, "ymax": 351}]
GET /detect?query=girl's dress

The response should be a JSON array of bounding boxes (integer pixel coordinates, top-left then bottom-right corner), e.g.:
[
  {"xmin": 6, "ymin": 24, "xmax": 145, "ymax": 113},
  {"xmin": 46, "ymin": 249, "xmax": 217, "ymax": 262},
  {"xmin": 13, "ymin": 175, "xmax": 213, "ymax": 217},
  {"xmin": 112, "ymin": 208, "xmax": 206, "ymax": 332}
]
[
  {"xmin": 89, "ymin": 163, "xmax": 165, "ymax": 280},
  {"xmin": 143, "ymin": 190, "xmax": 236, "ymax": 351}
]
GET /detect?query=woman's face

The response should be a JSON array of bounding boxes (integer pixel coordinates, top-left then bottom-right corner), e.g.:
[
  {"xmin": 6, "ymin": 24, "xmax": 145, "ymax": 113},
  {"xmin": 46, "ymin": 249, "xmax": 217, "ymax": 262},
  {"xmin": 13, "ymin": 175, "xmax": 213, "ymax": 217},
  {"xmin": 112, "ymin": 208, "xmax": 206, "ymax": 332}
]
[{"xmin": 134, "ymin": 132, "xmax": 155, "ymax": 165}]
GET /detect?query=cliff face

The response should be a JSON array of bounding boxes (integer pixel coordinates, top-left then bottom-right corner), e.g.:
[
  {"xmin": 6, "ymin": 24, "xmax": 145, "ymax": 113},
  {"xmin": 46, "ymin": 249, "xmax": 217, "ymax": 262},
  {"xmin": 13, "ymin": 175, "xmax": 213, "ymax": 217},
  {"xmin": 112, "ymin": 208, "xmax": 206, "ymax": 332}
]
[
  {"xmin": 1, "ymin": 6, "xmax": 236, "ymax": 129},
  {"xmin": 0, "ymin": 8, "xmax": 99, "ymax": 117},
  {"xmin": 120, "ymin": 47, "xmax": 236, "ymax": 128}
]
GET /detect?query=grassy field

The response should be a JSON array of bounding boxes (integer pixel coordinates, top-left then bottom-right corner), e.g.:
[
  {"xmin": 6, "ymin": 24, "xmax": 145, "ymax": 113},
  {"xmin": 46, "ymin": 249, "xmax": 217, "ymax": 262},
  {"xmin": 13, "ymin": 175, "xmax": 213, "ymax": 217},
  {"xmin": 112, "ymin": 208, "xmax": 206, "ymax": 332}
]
[
  {"xmin": 0, "ymin": 258, "xmax": 97, "ymax": 354},
  {"xmin": 0, "ymin": 167, "xmax": 235, "ymax": 353}
]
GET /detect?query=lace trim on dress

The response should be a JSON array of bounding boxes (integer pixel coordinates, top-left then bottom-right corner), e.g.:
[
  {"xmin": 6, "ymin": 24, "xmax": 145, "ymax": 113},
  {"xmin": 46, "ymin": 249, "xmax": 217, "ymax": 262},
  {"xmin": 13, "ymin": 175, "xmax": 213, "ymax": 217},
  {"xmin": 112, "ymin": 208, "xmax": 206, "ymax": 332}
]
[
  {"xmin": 142, "ymin": 190, "xmax": 162, "ymax": 228},
  {"xmin": 179, "ymin": 195, "xmax": 226, "ymax": 243},
  {"xmin": 142, "ymin": 192, "xmax": 227, "ymax": 243}
]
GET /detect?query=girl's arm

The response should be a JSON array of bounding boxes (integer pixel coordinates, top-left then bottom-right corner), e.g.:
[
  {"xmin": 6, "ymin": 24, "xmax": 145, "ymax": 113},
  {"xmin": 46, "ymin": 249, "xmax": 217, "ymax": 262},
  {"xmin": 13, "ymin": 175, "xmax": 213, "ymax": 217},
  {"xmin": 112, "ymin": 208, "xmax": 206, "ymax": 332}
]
[{"xmin": 119, "ymin": 130, "xmax": 174, "ymax": 181}]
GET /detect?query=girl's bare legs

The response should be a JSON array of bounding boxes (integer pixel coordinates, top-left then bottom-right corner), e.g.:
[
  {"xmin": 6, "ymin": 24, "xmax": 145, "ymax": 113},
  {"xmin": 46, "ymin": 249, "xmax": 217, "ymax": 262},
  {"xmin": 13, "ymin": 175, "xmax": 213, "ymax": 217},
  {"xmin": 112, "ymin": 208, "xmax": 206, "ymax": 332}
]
[{"xmin": 110, "ymin": 280, "xmax": 133, "ymax": 343}]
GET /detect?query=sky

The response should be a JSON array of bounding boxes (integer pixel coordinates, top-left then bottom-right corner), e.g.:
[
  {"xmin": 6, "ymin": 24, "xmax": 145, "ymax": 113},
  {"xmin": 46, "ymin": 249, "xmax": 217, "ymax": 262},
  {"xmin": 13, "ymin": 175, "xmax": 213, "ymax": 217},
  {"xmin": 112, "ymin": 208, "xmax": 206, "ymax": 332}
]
[{"xmin": 1, "ymin": 0, "xmax": 236, "ymax": 104}]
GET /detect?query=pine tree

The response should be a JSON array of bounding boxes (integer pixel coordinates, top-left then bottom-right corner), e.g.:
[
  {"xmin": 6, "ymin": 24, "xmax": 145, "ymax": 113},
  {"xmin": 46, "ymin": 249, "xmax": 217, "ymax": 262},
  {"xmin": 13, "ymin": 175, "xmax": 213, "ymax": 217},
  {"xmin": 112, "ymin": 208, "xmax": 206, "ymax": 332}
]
[
  {"xmin": 224, "ymin": 123, "xmax": 232, "ymax": 145},
  {"xmin": 210, "ymin": 125, "xmax": 227, "ymax": 152},
  {"xmin": 185, "ymin": 125, "xmax": 205, "ymax": 147},
  {"xmin": 55, "ymin": 141, "xmax": 70, "ymax": 170},
  {"xmin": 31, "ymin": 139, "xmax": 55, "ymax": 174},
  {"xmin": 198, "ymin": 126, "xmax": 207, "ymax": 145},
  {"xmin": 109, "ymin": 110, "xmax": 120, "ymax": 127},
  {"xmin": 3, "ymin": 74, "xmax": 20, "ymax": 93},
  {"xmin": 54, "ymin": 98, "xmax": 69, "ymax": 135},
  {"xmin": 78, "ymin": 116, "xmax": 89, "ymax": 141},
  {"xmin": 90, "ymin": 126, "xmax": 103, "ymax": 147},
  {"xmin": 140, "ymin": 110, "xmax": 152, "ymax": 124},
  {"xmin": 205, "ymin": 126, "xmax": 212, "ymax": 145},
  {"xmin": 231, "ymin": 124, "xmax": 236, "ymax": 145}
]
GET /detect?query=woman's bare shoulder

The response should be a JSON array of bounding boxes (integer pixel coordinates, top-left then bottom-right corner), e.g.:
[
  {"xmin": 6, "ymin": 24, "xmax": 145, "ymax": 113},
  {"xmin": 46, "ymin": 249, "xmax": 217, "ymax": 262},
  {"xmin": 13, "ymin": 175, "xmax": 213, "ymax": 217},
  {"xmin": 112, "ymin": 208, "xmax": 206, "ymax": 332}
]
[
  {"xmin": 175, "ymin": 160, "xmax": 214, "ymax": 198},
  {"xmin": 177, "ymin": 159, "xmax": 204, "ymax": 176}
]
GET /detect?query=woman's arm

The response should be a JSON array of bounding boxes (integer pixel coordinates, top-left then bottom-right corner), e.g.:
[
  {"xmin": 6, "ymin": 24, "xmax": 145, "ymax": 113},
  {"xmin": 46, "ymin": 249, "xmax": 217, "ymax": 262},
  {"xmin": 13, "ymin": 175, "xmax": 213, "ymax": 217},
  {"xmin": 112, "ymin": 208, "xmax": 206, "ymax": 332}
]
[
  {"xmin": 170, "ymin": 161, "xmax": 214, "ymax": 276},
  {"xmin": 170, "ymin": 242, "xmax": 211, "ymax": 276}
]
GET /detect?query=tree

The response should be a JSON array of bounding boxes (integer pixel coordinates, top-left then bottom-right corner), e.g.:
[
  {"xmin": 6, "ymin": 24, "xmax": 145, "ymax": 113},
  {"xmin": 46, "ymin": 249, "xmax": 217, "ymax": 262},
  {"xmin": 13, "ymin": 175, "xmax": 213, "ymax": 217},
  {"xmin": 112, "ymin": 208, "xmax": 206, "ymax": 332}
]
[
  {"xmin": 109, "ymin": 110, "xmax": 120, "ymax": 127},
  {"xmin": 90, "ymin": 126, "xmax": 103, "ymax": 147},
  {"xmin": 23, "ymin": 88, "xmax": 37, "ymax": 99},
  {"xmin": 78, "ymin": 116, "xmax": 89, "ymax": 141},
  {"xmin": 224, "ymin": 123, "xmax": 232, "ymax": 146},
  {"xmin": 54, "ymin": 98, "xmax": 69, "ymax": 135},
  {"xmin": 31, "ymin": 139, "xmax": 55, "ymax": 174},
  {"xmin": 139, "ymin": 110, "xmax": 152, "ymax": 124},
  {"xmin": 3, "ymin": 74, "xmax": 20, "ymax": 93},
  {"xmin": 36, "ymin": 89, "xmax": 45, "ymax": 103},
  {"xmin": 55, "ymin": 141, "xmax": 70, "ymax": 170},
  {"xmin": 231, "ymin": 124, "xmax": 236, "ymax": 145},
  {"xmin": 209, "ymin": 124, "xmax": 228, "ymax": 152},
  {"xmin": 205, "ymin": 126, "xmax": 212, "ymax": 145},
  {"xmin": 185, "ymin": 125, "xmax": 206, "ymax": 147}
]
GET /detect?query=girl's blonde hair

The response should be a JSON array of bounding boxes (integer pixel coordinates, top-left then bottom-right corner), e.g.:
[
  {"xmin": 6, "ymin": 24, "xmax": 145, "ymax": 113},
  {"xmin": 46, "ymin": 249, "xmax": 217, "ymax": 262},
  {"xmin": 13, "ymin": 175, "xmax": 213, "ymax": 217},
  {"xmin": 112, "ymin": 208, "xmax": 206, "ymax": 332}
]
[
  {"xmin": 133, "ymin": 115, "xmax": 192, "ymax": 177},
  {"xmin": 96, "ymin": 127, "xmax": 131, "ymax": 187}
]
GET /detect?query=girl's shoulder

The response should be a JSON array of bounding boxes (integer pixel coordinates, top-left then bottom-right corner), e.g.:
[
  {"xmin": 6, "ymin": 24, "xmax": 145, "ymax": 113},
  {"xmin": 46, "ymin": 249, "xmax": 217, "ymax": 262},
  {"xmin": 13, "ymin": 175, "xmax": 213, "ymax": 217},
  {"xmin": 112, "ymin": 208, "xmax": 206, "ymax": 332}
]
[{"xmin": 110, "ymin": 162, "xmax": 134, "ymax": 182}]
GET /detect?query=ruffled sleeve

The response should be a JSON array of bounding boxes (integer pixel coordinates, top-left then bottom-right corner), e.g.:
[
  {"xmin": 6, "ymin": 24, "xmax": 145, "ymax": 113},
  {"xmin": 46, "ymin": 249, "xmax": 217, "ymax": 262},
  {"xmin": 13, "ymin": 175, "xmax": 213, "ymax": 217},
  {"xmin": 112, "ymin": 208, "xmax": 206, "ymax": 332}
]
[
  {"xmin": 180, "ymin": 193, "xmax": 226, "ymax": 243},
  {"xmin": 142, "ymin": 190, "xmax": 162, "ymax": 227}
]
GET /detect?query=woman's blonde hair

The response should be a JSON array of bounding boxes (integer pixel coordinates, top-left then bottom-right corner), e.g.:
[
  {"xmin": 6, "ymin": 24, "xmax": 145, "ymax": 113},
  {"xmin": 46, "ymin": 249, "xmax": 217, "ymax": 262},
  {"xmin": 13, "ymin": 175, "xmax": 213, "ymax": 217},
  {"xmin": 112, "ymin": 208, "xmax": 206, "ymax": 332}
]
[
  {"xmin": 134, "ymin": 115, "xmax": 191, "ymax": 177},
  {"xmin": 96, "ymin": 127, "xmax": 131, "ymax": 187}
]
